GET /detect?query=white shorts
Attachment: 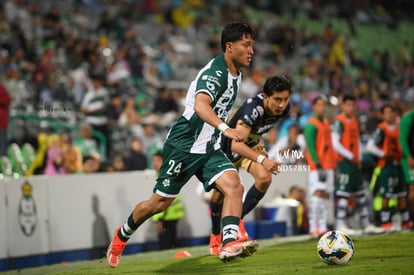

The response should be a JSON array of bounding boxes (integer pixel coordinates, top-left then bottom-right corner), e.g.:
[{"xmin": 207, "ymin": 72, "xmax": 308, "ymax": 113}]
[{"xmin": 308, "ymin": 169, "xmax": 335, "ymax": 195}]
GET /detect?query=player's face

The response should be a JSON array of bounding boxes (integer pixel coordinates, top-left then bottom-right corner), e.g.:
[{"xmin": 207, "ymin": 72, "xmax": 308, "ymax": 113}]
[
  {"xmin": 265, "ymin": 90, "xmax": 290, "ymax": 116},
  {"xmin": 228, "ymin": 34, "xmax": 254, "ymax": 69},
  {"xmin": 313, "ymin": 98, "xmax": 326, "ymax": 116},
  {"xmin": 382, "ymin": 107, "xmax": 396, "ymax": 124},
  {"xmin": 342, "ymin": 100, "xmax": 356, "ymax": 117},
  {"xmin": 152, "ymin": 156, "xmax": 163, "ymax": 172}
]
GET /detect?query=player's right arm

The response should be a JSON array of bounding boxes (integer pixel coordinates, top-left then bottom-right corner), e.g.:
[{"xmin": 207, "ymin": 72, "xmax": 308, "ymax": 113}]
[
  {"xmin": 194, "ymin": 93, "xmax": 244, "ymax": 142},
  {"xmin": 331, "ymin": 120, "xmax": 354, "ymax": 160},
  {"xmin": 366, "ymin": 128, "xmax": 385, "ymax": 158}
]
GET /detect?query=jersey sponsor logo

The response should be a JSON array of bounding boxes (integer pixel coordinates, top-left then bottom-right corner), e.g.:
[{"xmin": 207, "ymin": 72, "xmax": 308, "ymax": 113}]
[
  {"xmin": 202, "ymin": 75, "xmax": 221, "ymax": 89},
  {"xmin": 214, "ymin": 88, "xmax": 234, "ymax": 119}
]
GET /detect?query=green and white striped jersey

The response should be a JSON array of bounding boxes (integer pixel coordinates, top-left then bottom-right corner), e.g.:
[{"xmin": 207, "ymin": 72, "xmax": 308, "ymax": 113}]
[{"xmin": 165, "ymin": 54, "xmax": 241, "ymax": 154}]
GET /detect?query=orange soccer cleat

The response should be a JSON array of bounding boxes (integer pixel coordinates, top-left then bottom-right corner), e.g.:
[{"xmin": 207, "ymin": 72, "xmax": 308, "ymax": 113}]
[
  {"xmin": 209, "ymin": 233, "xmax": 222, "ymax": 255},
  {"xmin": 106, "ymin": 227, "xmax": 128, "ymax": 268},
  {"xmin": 237, "ymin": 219, "xmax": 249, "ymax": 242},
  {"xmin": 218, "ymin": 240, "xmax": 258, "ymax": 262}
]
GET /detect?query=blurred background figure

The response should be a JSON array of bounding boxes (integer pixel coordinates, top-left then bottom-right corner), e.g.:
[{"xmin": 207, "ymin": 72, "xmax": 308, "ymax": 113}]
[
  {"xmin": 366, "ymin": 104, "xmax": 412, "ymax": 231},
  {"xmin": 124, "ymin": 137, "xmax": 147, "ymax": 171},
  {"xmin": 82, "ymin": 154, "xmax": 101, "ymax": 174},
  {"xmin": 44, "ymin": 135, "xmax": 66, "ymax": 176},
  {"xmin": 304, "ymin": 96, "xmax": 336, "ymax": 237},
  {"xmin": 288, "ymin": 185, "xmax": 309, "ymax": 235},
  {"xmin": 80, "ymin": 73, "xmax": 110, "ymax": 155},
  {"xmin": 0, "ymin": 82, "xmax": 11, "ymax": 156},
  {"xmin": 60, "ymin": 132, "xmax": 82, "ymax": 174},
  {"xmin": 74, "ymin": 123, "xmax": 100, "ymax": 157}
]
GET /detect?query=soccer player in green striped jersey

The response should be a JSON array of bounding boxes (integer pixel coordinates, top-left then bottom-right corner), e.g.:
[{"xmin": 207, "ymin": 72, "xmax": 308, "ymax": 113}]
[{"xmin": 107, "ymin": 22, "xmax": 257, "ymax": 267}]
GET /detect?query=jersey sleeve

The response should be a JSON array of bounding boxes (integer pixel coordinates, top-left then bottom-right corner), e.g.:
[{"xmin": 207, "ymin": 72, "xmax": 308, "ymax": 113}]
[
  {"xmin": 195, "ymin": 68, "xmax": 223, "ymax": 101},
  {"xmin": 238, "ymin": 98, "xmax": 263, "ymax": 128},
  {"xmin": 331, "ymin": 119, "xmax": 344, "ymax": 135},
  {"xmin": 371, "ymin": 128, "xmax": 385, "ymax": 146}
]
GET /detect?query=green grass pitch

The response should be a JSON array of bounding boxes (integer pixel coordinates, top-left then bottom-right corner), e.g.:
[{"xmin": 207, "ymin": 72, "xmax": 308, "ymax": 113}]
[{"xmin": 3, "ymin": 231, "xmax": 414, "ymax": 275}]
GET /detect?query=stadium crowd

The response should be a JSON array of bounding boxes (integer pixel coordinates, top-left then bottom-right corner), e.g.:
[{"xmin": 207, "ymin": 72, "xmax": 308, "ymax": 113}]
[
  {"xmin": 1, "ymin": 0, "xmax": 413, "ymax": 174},
  {"xmin": 1, "ymin": 1, "xmax": 414, "ymax": 233}
]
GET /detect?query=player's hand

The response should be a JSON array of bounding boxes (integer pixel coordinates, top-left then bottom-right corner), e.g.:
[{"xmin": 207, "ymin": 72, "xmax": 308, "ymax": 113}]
[
  {"xmin": 223, "ymin": 128, "xmax": 245, "ymax": 142},
  {"xmin": 262, "ymin": 158, "xmax": 281, "ymax": 175},
  {"xmin": 349, "ymin": 158, "xmax": 361, "ymax": 169}
]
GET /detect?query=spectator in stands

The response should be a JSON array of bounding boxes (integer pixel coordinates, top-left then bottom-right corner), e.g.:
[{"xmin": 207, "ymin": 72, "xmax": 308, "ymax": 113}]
[
  {"xmin": 124, "ymin": 137, "xmax": 147, "ymax": 171},
  {"xmin": 112, "ymin": 153, "xmax": 126, "ymax": 172},
  {"xmin": 0, "ymin": 82, "xmax": 11, "ymax": 156},
  {"xmin": 118, "ymin": 96, "xmax": 143, "ymax": 137},
  {"xmin": 74, "ymin": 123, "xmax": 100, "ymax": 157},
  {"xmin": 9, "ymin": 47, "xmax": 35, "ymax": 79},
  {"xmin": 60, "ymin": 132, "xmax": 82, "ymax": 174},
  {"xmin": 2, "ymin": 63, "xmax": 29, "ymax": 109},
  {"xmin": 146, "ymin": 86, "xmax": 179, "ymax": 127},
  {"xmin": 80, "ymin": 73, "xmax": 110, "ymax": 155},
  {"xmin": 82, "ymin": 154, "xmax": 101, "ymax": 174},
  {"xmin": 107, "ymin": 92, "xmax": 123, "ymax": 126},
  {"xmin": 138, "ymin": 123, "xmax": 163, "ymax": 156},
  {"xmin": 44, "ymin": 136, "xmax": 66, "ymax": 176},
  {"xmin": 99, "ymin": 160, "xmax": 115, "ymax": 172},
  {"xmin": 120, "ymin": 26, "xmax": 146, "ymax": 87},
  {"xmin": 143, "ymin": 64, "xmax": 163, "ymax": 99}
]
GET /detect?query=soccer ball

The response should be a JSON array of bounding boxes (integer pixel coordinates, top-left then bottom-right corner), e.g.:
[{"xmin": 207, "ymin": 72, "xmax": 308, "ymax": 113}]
[{"xmin": 317, "ymin": 230, "xmax": 354, "ymax": 265}]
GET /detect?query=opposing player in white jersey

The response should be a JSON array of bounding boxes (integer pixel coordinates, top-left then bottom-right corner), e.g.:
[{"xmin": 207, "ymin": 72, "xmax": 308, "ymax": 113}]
[{"xmin": 106, "ymin": 22, "xmax": 257, "ymax": 267}]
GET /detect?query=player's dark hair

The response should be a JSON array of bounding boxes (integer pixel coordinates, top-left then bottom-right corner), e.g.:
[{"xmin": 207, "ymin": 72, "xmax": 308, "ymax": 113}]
[
  {"xmin": 221, "ymin": 22, "xmax": 256, "ymax": 52},
  {"xmin": 153, "ymin": 150, "xmax": 163, "ymax": 158},
  {"xmin": 263, "ymin": 75, "xmax": 292, "ymax": 96},
  {"xmin": 342, "ymin": 94, "xmax": 356, "ymax": 103},
  {"xmin": 312, "ymin": 95, "xmax": 327, "ymax": 106},
  {"xmin": 380, "ymin": 103, "xmax": 395, "ymax": 114}
]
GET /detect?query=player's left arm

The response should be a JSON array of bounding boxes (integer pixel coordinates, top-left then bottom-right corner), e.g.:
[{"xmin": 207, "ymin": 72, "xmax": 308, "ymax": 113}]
[{"xmin": 230, "ymin": 120, "xmax": 280, "ymax": 173}]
